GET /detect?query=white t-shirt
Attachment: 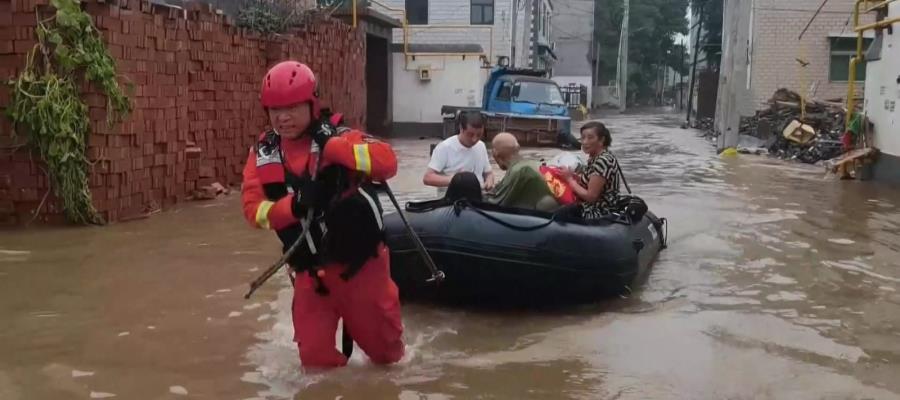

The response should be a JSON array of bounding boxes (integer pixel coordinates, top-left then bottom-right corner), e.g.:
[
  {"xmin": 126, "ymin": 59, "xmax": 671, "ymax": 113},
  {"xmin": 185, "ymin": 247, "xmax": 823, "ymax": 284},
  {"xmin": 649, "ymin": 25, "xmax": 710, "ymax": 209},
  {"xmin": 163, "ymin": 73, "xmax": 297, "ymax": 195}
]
[{"xmin": 427, "ymin": 135, "xmax": 491, "ymax": 193}]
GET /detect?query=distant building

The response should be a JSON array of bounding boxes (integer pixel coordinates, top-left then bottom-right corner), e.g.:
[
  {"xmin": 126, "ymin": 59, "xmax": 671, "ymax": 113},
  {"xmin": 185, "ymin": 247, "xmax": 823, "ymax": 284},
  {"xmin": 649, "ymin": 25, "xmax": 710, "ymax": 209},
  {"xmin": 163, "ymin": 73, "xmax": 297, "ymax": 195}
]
[{"xmin": 512, "ymin": 0, "xmax": 556, "ymax": 70}]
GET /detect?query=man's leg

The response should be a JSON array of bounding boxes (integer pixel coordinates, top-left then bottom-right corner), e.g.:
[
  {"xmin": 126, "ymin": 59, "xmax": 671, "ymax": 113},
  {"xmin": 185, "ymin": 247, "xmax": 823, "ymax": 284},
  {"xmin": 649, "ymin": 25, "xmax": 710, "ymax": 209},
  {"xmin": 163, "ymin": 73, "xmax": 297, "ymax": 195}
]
[
  {"xmin": 339, "ymin": 247, "xmax": 405, "ymax": 365},
  {"xmin": 292, "ymin": 274, "xmax": 347, "ymax": 368}
]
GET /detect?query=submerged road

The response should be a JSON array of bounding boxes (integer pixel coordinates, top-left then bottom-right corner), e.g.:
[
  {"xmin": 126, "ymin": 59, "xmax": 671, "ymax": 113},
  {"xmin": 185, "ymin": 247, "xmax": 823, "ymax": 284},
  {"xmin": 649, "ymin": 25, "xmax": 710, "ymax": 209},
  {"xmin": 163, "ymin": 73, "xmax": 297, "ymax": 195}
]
[{"xmin": 2, "ymin": 110, "xmax": 900, "ymax": 399}]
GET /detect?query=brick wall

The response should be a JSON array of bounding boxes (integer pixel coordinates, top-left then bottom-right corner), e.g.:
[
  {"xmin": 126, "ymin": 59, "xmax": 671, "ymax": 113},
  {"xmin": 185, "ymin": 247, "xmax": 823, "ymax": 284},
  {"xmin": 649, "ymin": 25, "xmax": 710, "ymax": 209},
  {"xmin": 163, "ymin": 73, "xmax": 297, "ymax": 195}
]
[
  {"xmin": 749, "ymin": 0, "xmax": 874, "ymax": 108},
  {"xmin": 0, "ymin": 0, "xmax": 366, "ymax": 225}
]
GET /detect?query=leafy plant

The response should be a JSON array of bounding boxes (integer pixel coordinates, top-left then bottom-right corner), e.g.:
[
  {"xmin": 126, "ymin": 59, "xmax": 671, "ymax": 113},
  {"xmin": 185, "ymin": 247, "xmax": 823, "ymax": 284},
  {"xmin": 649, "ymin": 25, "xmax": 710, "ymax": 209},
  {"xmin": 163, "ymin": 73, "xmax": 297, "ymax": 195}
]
[
  {"xmin": 6, "ymin": 0, "xmax": 131, "ymax": 224},
  {"xmin": 236, "ymin": 0, "xmax": 308, "ymax": 35}
]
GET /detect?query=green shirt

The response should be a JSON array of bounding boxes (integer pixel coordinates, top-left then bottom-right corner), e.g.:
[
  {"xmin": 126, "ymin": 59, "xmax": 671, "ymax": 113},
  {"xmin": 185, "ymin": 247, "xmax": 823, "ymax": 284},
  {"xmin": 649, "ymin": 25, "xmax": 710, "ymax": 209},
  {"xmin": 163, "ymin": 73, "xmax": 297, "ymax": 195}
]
[{"xmin": 486, "ymin": 158, "xmax": 560, "ymax": 212}]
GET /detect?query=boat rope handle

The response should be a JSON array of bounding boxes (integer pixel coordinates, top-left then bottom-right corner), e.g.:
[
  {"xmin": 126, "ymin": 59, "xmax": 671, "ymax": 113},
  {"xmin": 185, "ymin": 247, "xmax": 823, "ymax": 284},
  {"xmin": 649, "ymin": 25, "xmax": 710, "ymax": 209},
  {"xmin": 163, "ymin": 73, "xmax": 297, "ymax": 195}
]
[{"xmin": 454, "ymin": 200, "xmax": 558, "ymax": 232}]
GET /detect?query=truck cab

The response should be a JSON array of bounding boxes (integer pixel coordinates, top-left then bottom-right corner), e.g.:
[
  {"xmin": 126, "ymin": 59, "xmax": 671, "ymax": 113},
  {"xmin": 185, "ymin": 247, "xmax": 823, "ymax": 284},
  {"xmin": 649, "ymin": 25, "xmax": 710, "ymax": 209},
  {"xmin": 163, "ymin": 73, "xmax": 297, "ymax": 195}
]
[
  {"xmin": 441, "ymin": 68, "xmax": 579, "ymax": 148},
  {"xmin": 484, "ymin": 72, "xmax": 567, "ymax": 116},
  {"xmin": 481, "ymin": 68, "xmax": 578, "ymax": 148}
]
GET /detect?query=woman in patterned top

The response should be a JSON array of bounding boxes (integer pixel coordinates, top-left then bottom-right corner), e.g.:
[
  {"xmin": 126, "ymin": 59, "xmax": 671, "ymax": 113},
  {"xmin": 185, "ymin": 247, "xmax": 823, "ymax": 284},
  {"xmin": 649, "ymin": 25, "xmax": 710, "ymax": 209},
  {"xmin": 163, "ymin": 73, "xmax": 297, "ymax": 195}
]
[{"xmin": 561, "ymin": 121, "xmax": 621, "ymax": 220}]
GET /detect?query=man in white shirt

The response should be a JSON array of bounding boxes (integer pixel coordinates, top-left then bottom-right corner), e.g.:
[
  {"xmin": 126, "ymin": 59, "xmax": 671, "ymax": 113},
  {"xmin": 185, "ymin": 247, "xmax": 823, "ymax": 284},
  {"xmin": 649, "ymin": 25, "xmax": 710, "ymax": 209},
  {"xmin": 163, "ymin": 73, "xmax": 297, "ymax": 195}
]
[{"xmin": 423, "ymin": 111, "xmax": 495, "ymax": 194}]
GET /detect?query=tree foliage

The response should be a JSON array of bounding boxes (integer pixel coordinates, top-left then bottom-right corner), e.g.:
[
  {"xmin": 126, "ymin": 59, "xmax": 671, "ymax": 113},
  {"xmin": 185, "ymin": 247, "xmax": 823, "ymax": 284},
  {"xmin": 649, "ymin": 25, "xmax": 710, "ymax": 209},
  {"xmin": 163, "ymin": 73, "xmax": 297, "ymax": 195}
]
[
  {"xmin": 594, "ymin": 0, "xmax": 690, "ymax": 104},
  {"xmin": 236, "ymin": 0, "xmax": 307, "ymax": 34},
  {"xmin": 691, "ymin": 0, "xmax": 723, "ymax": 71}
]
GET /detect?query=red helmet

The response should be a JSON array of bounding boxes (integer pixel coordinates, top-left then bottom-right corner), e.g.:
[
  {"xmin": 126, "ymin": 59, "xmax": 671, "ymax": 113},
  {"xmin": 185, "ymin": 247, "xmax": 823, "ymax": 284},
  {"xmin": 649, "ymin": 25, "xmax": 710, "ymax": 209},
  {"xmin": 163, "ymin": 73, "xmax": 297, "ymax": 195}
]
[{"xmin": 259, "ymin": 61, "xmax": 320, "ymax": 117}]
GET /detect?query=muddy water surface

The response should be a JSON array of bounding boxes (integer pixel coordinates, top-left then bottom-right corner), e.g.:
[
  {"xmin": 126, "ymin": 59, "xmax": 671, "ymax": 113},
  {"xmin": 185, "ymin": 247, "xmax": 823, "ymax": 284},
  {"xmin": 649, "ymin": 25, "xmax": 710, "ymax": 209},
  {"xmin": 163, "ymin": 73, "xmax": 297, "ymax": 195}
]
[{"xmin": 2, "ymin": 111, "xmax": 900, "ymax": 399}]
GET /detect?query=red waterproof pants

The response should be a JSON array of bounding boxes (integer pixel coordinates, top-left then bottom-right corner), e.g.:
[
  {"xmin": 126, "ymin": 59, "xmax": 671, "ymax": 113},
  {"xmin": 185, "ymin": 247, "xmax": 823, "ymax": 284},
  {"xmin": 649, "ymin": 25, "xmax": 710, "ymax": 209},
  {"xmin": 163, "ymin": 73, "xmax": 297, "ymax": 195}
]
[{"xmin": 292, "ymin": 244, "xmax": 405, "ymax": 368}]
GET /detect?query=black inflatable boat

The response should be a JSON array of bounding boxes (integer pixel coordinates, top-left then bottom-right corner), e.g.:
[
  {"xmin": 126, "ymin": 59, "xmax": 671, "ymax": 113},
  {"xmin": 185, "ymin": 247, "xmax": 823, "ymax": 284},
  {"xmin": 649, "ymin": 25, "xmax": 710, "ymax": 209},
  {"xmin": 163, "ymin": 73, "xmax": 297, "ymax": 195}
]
[{"xmin": 383, "ymin": 200, "xmax": 667, "ymax": 305}]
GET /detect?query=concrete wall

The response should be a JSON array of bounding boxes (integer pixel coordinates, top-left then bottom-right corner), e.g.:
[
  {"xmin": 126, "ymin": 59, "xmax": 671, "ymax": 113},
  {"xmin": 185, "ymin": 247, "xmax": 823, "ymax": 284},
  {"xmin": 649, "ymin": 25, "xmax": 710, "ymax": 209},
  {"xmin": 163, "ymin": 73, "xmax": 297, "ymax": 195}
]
[
  {"xmin": 391, "ymin": 53, "xmax": 486, "ymax": 124},
  {"xmin": 0, "ymin": 0, "xmax": 366, "ymax": 224},
  {"xmin": 550, "ymin": 0, "xmax": 592, "ymax": 77},
  {"xmin": 865, "ymin": 3, "xmax": 900, "ymax": 183},
  {"xmin": 385, "ymin": 0, "xmax": 514, "ymax": 64},
  {"xmin": 592, "ymin": 85, "xmax": 618, "ymax": 108},
  {"xmin": 750, "ymin": 0, "xmax": 874, "ymax": 106}
]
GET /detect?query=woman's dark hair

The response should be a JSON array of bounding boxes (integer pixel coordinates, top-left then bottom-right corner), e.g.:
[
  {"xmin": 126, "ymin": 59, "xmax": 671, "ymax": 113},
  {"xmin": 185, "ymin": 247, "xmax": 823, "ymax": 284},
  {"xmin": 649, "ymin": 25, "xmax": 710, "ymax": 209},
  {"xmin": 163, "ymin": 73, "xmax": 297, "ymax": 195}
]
[{"xmin": 580, "ymin": 121, "xmax": 612, "ymax": 147}]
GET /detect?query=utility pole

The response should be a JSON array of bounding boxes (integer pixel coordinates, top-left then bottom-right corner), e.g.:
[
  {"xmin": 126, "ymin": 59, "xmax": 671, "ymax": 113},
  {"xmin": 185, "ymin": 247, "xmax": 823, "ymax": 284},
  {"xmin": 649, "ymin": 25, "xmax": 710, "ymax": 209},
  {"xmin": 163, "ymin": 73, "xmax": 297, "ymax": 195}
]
[
  {"xmin": 511, "ymin": 0, "xmax": 518, "ymax": 67},
  {"xmin": 662, "ymin": 60, "xmax": 667, "ymax": 105},
  {"xmin": 618, "ymin": 0, "xmax": 630, "ymax": 112},
  {"xmin": 686, "ymin": 2, "xmax": 704, "ymax": 126},
  {"xmin": 680, "ymin": 38, "xmax": 685, "ymax": 110}
]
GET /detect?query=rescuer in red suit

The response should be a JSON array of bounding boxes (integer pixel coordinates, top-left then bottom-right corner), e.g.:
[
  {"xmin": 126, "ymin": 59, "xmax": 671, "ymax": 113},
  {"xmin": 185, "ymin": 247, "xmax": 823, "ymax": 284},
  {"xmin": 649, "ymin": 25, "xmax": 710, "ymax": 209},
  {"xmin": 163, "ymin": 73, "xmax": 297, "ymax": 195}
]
[{"xmin": 241, "ymin": 61, "xmax": 403, "ymax": 368}]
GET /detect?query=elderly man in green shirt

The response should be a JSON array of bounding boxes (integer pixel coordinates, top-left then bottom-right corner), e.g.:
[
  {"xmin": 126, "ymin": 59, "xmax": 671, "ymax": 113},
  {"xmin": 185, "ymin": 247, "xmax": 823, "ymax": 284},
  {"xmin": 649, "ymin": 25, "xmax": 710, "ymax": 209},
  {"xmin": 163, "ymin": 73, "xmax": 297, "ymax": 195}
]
[{"xmin": 485, "ymin": 132, "xmax": 561, "ymax": 212}]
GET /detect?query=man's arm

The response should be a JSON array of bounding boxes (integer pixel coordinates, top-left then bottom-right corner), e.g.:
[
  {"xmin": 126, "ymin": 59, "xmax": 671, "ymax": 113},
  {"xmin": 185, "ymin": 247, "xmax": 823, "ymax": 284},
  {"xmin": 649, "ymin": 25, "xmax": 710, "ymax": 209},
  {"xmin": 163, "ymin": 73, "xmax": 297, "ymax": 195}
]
[
  {"xmin": 321, "ymin": 130, "xmax": 398, "ymax": 181},
  {"xmin": 480, "ymin": 145, "xmax": 495, "ymax": 190},
  {"xmin": 423, "ymin": 142, "xmax": 451, "ymax": 187},
  {"xmin": 482, "ymin": 170, "xmax": 495, "ymax": 191},
  {"xmin": 423, "ymin": 168, "xmax": 454, "ymax": 187},
  {"xmin": 241, "ymin": 148, "xmax": 299, "ymax": 231}
]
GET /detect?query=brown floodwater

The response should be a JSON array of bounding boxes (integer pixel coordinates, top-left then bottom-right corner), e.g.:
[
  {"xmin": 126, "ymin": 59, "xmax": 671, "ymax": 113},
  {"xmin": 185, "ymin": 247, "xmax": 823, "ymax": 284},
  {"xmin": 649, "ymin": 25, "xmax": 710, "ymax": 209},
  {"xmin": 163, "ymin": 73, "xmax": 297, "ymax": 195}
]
[{"xmin": 2, "ymin": 110, "xmax": 900, "ymax": 400}]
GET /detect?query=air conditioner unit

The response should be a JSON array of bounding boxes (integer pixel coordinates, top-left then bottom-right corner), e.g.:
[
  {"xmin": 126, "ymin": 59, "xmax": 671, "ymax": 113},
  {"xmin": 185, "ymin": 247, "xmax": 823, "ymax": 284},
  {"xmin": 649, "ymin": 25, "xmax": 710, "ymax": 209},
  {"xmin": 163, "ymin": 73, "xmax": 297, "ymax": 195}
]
[{"xmin": 417, "ymin": 65, "xmax": 432, "ymax": 81}]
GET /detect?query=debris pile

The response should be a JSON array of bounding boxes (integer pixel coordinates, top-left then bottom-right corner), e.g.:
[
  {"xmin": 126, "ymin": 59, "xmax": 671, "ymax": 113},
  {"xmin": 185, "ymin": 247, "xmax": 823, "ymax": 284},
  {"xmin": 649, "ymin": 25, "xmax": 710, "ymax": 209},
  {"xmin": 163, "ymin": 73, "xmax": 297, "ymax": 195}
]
[
  {"xmin": 738, "ymin": 89, "xmax": 849, "ymax": 164},
  {"xmin": 192, "ymin": 182, "xmax": 230, "ymax": 200},
  {"xmin": 696, "ymin": 117, "xmax": 716, "ymax": 138}
]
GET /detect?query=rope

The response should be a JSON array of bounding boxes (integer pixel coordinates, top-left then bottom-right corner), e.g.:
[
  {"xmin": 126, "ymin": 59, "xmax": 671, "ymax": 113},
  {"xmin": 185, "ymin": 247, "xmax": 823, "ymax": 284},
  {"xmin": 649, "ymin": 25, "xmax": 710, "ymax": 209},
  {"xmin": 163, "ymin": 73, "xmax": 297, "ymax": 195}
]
[
  {"xmin": 618, "ymin": 167, "xmax": 632, "ymax": 195},
  {"xmin": 454, "ymin": 200, "xmax": 559, "ymax": 232}
]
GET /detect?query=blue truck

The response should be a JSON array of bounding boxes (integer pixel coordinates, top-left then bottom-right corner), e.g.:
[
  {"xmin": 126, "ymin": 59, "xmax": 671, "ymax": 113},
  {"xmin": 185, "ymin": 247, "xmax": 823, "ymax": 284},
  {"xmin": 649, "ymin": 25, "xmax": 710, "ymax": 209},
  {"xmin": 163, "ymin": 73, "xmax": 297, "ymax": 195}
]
[{"xmin": 441, "ymin": 67, "xmax": 580, "ymax": 148}]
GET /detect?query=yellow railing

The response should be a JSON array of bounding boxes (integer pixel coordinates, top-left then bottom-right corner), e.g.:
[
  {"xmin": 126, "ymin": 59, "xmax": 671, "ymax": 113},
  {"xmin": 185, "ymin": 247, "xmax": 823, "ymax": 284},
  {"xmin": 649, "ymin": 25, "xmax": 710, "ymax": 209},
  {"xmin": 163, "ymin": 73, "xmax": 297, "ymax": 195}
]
[
  {"xmin": 847, "ymin": 0, "xmax": 899, "ymax": 129},
  {"xmin": 404, "ymin": 25, "xmax": 492, "ymax": 69},
  {"xmin": 865, "ymin": 0, "xmax": 898, "ymax": 12}
]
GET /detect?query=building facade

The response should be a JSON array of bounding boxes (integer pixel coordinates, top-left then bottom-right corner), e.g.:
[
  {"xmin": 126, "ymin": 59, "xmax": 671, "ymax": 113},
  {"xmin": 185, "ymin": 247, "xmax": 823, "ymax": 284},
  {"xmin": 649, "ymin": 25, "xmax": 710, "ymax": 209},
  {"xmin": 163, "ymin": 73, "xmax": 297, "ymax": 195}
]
[
  {"xmin": 715, "ymin": 0, "xmax": 874, "ymax": 150},
  {"xmin": 863, "ymin": 2, "xmax": 900, "ymax": 184},
  {"xmin": 384, "ymin": 0, "xmax": 515, "ymax": 65},
  {"xmin": 512, "ymin": 0, "xmax": 555, "ymax": 70}
]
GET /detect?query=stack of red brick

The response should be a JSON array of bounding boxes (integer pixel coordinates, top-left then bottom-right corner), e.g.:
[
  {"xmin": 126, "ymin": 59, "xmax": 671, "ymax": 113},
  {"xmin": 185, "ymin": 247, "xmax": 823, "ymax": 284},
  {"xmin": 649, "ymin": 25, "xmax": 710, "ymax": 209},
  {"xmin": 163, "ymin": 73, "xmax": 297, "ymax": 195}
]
[{"xmin": 0, "ymin": 0, "xmax": 366, "ymax": 225}]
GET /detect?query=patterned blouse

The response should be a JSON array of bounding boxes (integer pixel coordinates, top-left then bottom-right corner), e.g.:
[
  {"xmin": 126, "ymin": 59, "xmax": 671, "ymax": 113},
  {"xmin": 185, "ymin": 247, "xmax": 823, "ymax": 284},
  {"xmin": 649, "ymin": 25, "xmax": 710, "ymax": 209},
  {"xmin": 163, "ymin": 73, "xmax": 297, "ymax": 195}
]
[{"xmin": 579, "ymin": 150, "xmax": 621, "ymax": 219}]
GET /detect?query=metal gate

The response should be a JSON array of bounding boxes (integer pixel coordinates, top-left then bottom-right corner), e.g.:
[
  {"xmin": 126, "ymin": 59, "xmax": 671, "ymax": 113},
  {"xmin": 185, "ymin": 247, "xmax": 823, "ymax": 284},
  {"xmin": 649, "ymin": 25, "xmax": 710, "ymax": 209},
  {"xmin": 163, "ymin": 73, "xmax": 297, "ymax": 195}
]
[{"xmin": 560, "ymin": 83, "xmax": 588, "ymax": 109}]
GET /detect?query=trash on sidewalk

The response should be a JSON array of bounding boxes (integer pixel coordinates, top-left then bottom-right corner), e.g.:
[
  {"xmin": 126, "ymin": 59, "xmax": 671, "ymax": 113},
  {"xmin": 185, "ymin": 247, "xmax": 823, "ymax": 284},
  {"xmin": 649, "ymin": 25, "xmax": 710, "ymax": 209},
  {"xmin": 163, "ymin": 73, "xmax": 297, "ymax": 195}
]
[
  {"xmin": 782, "ymin": 120, "xmax": 816, "ymax": 144},
  {"xmin": 739, "ymin": 88, "xmax": 851, "ymax": 164},
  {"xmin": 737, "ymin": 134, "xmax": 770, "ymax": 155},
  {"xmin": 693, "ymin": 117, "xmax": 717, "ymax": 139},
  {"xmin": 824, "ymin": 147, "xmax": 879, "ymax": 180}
]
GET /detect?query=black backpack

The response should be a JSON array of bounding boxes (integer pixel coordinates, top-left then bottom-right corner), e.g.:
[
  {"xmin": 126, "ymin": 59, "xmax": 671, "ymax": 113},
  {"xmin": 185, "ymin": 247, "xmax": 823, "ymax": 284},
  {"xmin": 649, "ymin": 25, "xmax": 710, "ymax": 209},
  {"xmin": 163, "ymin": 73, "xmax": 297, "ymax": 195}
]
[{"xmin": 611, "ymin": 195, "xmax": 648, "ymax": 223}]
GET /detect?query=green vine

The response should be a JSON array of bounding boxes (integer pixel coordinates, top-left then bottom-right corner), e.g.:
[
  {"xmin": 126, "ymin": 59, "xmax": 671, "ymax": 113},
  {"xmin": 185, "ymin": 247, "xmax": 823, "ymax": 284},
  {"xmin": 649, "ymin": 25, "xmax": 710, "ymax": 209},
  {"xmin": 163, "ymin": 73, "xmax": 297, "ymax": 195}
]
[{"xmin": 6, "ymin": 0, "xmax": 131, "ymax": 224}]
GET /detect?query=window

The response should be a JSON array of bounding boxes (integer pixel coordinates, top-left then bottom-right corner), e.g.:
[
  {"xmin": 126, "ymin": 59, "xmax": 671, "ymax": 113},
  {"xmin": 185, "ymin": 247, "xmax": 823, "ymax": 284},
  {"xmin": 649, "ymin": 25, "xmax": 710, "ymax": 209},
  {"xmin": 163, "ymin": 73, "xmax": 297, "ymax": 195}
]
[
  {"xmin": 497, "ymin": 81, "xmax": 512, "ymax": 100},
  {"xmin": 512, "ymin": 82, "xmax": 565, "ymax": 105},
  {"xmin": 406, "ymin": 0, "xmax": 428, "ymax": 25},
  {"xmin": 829, "ymin": 37, "xmax": 873, "ymax": 82},
  {"xmin": 471, "ymin": 0, "xmax": 494, "ymax": 25}
]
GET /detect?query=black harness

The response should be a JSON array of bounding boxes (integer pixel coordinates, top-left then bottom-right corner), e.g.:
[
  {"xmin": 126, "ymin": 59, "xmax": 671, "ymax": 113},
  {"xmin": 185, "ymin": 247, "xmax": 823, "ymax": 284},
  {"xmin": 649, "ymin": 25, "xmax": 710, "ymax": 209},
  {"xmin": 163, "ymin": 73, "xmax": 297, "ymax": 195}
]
[{"xmin": 256, "ymin": 127, "xmax": 386, "ymax": 295}]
